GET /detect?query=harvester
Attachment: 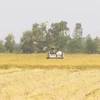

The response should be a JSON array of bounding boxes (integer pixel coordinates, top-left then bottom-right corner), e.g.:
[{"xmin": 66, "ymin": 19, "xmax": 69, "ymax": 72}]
[{"xmin": 46, "ymin": 47, "xmax": 64, "ymax": 59}]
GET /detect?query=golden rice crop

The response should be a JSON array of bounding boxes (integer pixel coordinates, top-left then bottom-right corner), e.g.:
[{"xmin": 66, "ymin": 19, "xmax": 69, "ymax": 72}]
[
  {"xmin": 0, "ymin": 54, "xmax": 100, "ymax": 69},
  {"xmin": 0, "ymin": 54, "xmax": 100, "ymax": 100},
  {"xmin": 0, "ymin": 67, "xmax": 100, "ymax": 100}
]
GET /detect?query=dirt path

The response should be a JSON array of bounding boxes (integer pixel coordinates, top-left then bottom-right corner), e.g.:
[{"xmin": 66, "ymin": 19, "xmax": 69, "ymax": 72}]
[{"xmin": 0, "ymin": 68, "xmax": 100, "ymax": 100}]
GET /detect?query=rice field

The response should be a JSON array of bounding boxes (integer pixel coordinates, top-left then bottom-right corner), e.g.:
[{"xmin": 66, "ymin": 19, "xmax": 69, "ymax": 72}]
[{"xmin": 0, "ymin": 54, "xmax": 100, "ymax": 100}]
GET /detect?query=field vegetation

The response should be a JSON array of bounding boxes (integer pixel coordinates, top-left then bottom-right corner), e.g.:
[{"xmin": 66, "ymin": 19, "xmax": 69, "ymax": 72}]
[
  {"xmin": 0, "ymin": 54, "xmax": 100, "ymax": 100},
  {"xmin": 1, "ymin": 54, "xmax": 100, "ymax": 69}
]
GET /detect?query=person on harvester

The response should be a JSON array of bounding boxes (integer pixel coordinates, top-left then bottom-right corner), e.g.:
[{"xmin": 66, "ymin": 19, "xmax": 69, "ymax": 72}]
[{"xmin": 51, "ymin": 48, "xmax": 56, "ymax": 54}]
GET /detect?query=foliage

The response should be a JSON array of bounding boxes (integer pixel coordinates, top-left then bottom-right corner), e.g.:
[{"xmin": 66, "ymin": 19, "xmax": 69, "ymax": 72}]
[
  {"xmin": 85, "ymin": 36, "xmax": 98, "ymax": 53},
  {"xmin": 20, "ymin": 30, "xmax": 34, "ymax": 53},
  {"xmin": 70, "ymin": 23, "xmax": 83, "ymax": 53},
  {"xmin": 32, "ymin": 22, "xmax": 47, "ymax": 52},
  {"xmin": 1, "ymin": 21, "xmax": 100, "ymax": 54},
  {"xmin": 46, "ymin": 21, "xmax": 69, "ymax": 51},
  {"xmin": 4, "ymin": 34, "xmax": 16, "ymax": 53},
  {"xmin": 0, "ymin": 40, "xmax": 6, "ymax": 53}
]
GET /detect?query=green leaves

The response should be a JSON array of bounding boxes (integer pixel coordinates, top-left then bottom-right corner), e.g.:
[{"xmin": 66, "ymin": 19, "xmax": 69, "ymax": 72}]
[
  {"xmin": 5, "ymin": 34, "xmax": 16, "ymax": 53},
  {"xmin": 46, "ymin": 21, "xmax": 69, "ymax": 51},
  {"xmin": 0, "ymin": 40, "xmax": 6, "ymax": 53}
]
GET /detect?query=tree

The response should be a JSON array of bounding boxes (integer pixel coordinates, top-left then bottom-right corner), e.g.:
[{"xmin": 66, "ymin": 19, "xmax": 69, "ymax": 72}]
[
  {"xmin": 93, "ymin": 37, "xmax": 100, "ymax": 53},
  {"xmin": 46, "ymin": 21, "xmax": 69, "ymax": 52},
  {"xmin": 71, "ymin": 23, "xmax": 83, "ymax": 53},
  {"xmin": 14, "ymin": 43, "xmax": 21, "ymax": 53},
  {"xmin": 20, "ymin": 30, "xmax": 34, "ymax": 53},
  {"xmin": 32, "ymin": 22, "xmax": 47, "ymax": 52},
  {"xmin": 73, "ymin": 23, "xmax": 83, "ymax": 39},
  {"xmin": 85, "ymin": 35, "xmax": 98, "ymax": 53},
  {"xmin": 20, "ymin": 22, "xmax": 47, "ymax": 53},
  {"xmin": 68, "ymin": 38, "xmax": 80, "ymax": 53},
  {"xmin": 5, "ymin": 34, "xmax": 16, "ymax": 53},
  {"xmin": 0, "ymin": 40, "xmax": 6, "ymax": 53}
]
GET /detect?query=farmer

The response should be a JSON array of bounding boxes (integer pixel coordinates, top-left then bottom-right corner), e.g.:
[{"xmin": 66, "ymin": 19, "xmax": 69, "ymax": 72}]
[{"xmin": 51, "ymin": 48, "xmax": 56, "ymax": 54}]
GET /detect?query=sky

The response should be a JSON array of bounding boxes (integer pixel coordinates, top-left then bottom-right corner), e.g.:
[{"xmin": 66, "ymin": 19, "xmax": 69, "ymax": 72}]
[{"xmin": 0, "ymin": 0, "xmax": 100, "ymax": 43}]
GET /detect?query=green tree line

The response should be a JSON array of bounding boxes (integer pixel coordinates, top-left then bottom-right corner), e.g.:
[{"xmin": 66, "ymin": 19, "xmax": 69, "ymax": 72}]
[{"xmin": 0, "ymin": 21, "xmax": 100, "ymax": 54}]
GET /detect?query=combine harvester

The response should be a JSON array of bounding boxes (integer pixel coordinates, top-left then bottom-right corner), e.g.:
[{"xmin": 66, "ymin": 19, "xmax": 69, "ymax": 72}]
[{"xmin": 46, "ymin": 48, "xmax": 64, "ymax": 59}]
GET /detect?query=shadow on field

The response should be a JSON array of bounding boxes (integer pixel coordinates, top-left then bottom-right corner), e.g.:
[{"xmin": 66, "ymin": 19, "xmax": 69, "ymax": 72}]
[{"xmin": 0, "ymin": 64, "xmax": 100, "ymax": 70}]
